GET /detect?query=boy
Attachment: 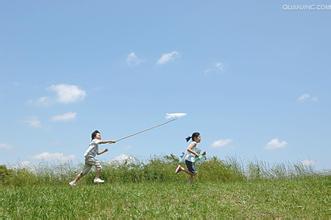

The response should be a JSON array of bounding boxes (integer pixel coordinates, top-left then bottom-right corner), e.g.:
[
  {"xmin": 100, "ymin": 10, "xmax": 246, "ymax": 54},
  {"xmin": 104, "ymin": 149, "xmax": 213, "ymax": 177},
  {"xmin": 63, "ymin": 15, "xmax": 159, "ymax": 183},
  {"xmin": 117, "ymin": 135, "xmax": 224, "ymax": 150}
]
[{"xmin": 69, "ymin": 130, "xmax": 116, "ymax": 186}]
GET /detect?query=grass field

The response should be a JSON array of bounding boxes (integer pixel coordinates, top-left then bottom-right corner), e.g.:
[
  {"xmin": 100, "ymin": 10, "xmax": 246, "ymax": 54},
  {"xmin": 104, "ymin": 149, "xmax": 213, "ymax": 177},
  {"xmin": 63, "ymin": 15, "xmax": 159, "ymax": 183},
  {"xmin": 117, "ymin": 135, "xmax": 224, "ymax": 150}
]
[{"xmin": 0, "ymin": 158, "xmax": 330, "ymax": 219}]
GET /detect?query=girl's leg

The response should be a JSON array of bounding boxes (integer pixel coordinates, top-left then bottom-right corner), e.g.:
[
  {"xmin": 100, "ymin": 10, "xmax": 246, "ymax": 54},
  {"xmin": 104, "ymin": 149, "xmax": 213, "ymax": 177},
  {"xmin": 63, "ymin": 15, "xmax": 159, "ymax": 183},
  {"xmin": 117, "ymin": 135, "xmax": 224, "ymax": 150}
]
[
  {"xmin": 178, "ymin": 167, "xmax": 195, "ymax": 183},
  {"xmin": 181, "ymin": 167, "xmax": 194, "ymax": 176},
  {"xmin": 184, "ymin": 160, "xmax": 196, "ymax": 183},
  {"xmin": 176, "ymin": 164, "xmax": 191, "ymax": 175},
  {"xmin": 175, "ymin": 164, "xmax": 196, "ymax": 183},
  {"xmin": 188, "ymin": 173, "xmax": 196, "ymax": 183}
]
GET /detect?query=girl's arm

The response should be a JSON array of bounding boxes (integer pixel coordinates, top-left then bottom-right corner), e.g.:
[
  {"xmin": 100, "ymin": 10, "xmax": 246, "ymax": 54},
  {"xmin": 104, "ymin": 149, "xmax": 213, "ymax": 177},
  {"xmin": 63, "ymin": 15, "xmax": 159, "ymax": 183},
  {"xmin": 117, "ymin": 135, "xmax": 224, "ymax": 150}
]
[{"xmin": 187, "ymin": 142, "xmax": 199, "ymax": 157}]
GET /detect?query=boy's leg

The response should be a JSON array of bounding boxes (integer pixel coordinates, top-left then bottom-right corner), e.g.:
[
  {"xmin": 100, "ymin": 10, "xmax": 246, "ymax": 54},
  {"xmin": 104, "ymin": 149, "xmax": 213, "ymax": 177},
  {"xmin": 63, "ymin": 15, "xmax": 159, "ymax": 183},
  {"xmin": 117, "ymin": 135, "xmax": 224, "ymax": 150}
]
[
  {"xmin": 93, "ymin": 160, "xmax": 104, "ymax": 183},
  {"xmin": 69, "ymin": 163, "xmax": 91, "ymax": 186},
  {"xmin": 95, "ymin": 167, "xmax": 101, "ymax": 179},
  {"xmin": 94, "ymin": 160, "xmax": 102, "ymax": 178},
  {"xmin": 73, "ymin": 173, "xmax": 83, "ymax": 182}
]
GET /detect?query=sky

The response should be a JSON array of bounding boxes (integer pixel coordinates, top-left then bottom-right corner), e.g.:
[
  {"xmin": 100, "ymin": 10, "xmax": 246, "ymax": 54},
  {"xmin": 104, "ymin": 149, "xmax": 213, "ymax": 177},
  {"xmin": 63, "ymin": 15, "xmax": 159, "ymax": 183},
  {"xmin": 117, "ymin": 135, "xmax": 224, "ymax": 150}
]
[{"xmin": 0, "ymin": 0, "xmax": 330, "ymax": 170}]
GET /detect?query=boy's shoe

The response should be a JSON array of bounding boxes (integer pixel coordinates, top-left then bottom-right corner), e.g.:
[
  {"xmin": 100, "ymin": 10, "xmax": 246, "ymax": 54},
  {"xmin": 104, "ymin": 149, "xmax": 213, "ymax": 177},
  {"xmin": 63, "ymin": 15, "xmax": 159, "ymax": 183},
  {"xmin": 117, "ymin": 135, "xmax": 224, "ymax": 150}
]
[
  {"xmin": 94, "ymin": 178, "xmax": 105, "ymax": 184},
  {"xmin": 175, "ymin": 165, "xmax": 182, "ymax": 174},
  {"xmin": 69, "ymin": 181, "xmax": 76, "ymax": 187}
]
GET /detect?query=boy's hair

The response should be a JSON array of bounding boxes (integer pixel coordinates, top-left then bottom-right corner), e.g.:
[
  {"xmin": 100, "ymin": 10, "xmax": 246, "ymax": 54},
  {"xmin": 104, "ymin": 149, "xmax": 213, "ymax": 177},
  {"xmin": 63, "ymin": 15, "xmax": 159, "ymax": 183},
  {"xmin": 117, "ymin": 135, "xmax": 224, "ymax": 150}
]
[
  {"xmin": 91, "ymin": 130, "xmax": 100, "ymax": 140},
  {"xmin": 186, "ymin": 132, "xmax": 200, "ymax": 142}
]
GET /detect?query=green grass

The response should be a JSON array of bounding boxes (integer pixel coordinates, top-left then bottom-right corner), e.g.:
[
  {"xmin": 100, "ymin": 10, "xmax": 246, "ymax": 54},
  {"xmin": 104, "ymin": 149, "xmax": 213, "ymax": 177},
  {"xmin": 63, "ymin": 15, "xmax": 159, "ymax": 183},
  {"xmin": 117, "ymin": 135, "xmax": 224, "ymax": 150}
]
[
  {"xmin": 0, "ymin": 176, "xmax": 330, "ymax": 219},
  {"xmin": 0, "ymin": 158, "xmax": 330, "ymax": 219}
]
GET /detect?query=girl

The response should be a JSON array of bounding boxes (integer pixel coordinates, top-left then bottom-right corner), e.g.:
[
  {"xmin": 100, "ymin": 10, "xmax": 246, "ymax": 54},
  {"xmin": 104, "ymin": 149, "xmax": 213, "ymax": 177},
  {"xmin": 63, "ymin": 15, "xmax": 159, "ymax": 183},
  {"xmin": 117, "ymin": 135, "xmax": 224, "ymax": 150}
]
[{"xmin": 175, "ymin": 132, "xmax": 202, "ymax": 183}]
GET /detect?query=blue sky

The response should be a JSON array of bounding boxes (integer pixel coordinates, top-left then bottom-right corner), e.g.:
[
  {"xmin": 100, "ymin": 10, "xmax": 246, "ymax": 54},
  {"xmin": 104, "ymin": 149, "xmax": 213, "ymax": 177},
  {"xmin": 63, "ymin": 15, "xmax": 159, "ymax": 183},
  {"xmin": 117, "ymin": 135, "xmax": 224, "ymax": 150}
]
[{"xmin": 0, "ymin": 1, "xmax": 330, "ymax": 170}]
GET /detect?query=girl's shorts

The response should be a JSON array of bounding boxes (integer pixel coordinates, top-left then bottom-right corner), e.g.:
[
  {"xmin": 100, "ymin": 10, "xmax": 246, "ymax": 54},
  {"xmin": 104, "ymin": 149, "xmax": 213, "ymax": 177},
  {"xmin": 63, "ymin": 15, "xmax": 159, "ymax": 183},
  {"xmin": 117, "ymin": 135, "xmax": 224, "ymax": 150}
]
[{"xmin": 185, "ymin": 160, "xmax": 196, "ymax": 174}]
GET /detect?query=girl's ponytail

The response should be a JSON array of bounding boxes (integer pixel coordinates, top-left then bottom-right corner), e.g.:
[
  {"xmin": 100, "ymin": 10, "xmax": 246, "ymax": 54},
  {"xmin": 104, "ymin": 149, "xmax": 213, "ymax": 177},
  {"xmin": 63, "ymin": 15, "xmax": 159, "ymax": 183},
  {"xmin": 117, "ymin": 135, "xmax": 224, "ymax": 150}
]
[{"xmin": 186, "ymin": 132, "xmax": 200, "ymax": 142}]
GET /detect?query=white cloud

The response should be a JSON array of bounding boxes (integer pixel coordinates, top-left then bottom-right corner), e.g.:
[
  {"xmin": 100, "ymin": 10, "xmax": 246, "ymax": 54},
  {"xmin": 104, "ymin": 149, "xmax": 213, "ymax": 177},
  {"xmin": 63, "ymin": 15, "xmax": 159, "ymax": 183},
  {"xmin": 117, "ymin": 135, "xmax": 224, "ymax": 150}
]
[
  {"xmin": 157, "ymin": 51, "xmax": 179, "ymax": 65},
  {"xmin": 127, "ymin": 52, "xmax": 143, "ymax": 66},
  {"xmin": 215, "ymin": 62, "xmax": 224, "ymax": 71},
  {"xmin": 265, "ymin": 138, "xmax": 288, "ymax": 150},
  {"xmin": 211, "ymin": 139, "xmax": 232, "ymax": 148},
  {"xmin": 204, "ymin": 62, "xmax": 224, "ymax": 74},
  {"xmin": 27, "ymin": 96, "xmax": 51, "ymax": 107},
  {"xmin": 297, "ymin": 93, "xmax": 318, "ymax": 103},
  {"xmin": 51, "ymin": 112, "xmax": 76, "ymax": 122},
  {"xmin": 0, "ymin": 143, "xmax": 11, "ymax": 150},
  {"xmin": 165, "ymin": 112, "xmax": 187, "ymax": 119},
  {"xmin": 24, "ymin": 117, "xmax": 42, "ymax": 128},
  {"xmin": 33, "ymin": 152, "xmax": 75, "ymax": 162},
  {"xmin": 49, "ymin": 84, "xmax": 86, "ymax": 104},
  {"xmin": 37, "ymin": 96, "xmax": 50, "ymax": 105},
  {"xmin": 301, "ymin": 160, "xmax": 315, "ymax": 166}
]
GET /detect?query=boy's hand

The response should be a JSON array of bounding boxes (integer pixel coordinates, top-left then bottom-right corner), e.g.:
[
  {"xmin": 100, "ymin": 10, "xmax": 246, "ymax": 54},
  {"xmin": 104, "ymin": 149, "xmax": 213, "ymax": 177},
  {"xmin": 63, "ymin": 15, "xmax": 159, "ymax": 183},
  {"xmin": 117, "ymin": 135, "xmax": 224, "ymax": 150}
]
[{"xmin": 104, "ymin": 149, "xmax": 108, "ymax": 153}]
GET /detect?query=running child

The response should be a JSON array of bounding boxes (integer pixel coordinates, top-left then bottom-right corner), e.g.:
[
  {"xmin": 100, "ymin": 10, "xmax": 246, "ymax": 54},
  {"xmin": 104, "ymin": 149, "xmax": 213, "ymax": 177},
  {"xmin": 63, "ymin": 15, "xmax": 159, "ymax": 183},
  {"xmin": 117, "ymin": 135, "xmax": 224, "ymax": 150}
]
[
  {"xmin": 69, "ymin": 130, "xmax": 116, "ymax": 186},
  {"xmin": 175, "ymin": 132, "xmax": 202, "ymax": 183}
]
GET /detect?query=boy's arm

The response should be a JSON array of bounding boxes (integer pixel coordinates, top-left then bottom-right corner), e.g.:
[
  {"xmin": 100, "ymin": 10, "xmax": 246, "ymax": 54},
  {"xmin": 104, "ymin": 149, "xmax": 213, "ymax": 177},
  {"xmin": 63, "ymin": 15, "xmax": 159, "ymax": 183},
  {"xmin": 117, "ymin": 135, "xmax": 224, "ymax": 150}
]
[
  {"xmin": 187, "ymin": 142, "xmax": 199, "ymax": 157},
  {"xmin": 95, "ymin": 140, "xmax": 116, "ymax": 144},
  {"xmin": 95, "ymin": 139, "xmax": 115, "ymax": 155},
  {"xmin": 97, "ymin": 148, "xmax": 108, "ymax": 155}
]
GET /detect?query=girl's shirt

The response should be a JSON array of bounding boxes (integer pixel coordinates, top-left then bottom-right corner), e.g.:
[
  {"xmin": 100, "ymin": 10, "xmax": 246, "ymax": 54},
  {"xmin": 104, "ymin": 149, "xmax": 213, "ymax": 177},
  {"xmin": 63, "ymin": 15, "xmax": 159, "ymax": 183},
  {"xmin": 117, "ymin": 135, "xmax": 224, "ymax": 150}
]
[{"xmin": 184, "ymin": 141, "xmax": 198, "ymax": 162}]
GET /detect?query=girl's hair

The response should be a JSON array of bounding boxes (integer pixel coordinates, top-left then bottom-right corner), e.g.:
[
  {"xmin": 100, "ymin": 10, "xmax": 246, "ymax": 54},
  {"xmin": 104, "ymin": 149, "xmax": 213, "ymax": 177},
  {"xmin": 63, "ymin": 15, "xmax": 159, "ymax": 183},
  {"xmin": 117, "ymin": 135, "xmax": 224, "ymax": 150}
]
[
  {"xmin": 91, "ymin": 130, "xmax": 100, "ymax": 140},
  {"xmin": 186, "ymin": 132, "xmax": 200, "ymax": 142}
]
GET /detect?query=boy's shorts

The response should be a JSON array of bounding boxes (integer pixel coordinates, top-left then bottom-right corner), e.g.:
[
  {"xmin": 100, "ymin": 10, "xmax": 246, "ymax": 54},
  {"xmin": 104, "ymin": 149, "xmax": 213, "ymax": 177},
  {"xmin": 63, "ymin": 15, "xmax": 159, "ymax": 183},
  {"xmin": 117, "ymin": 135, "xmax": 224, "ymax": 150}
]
[
  {"xmin": 81, "ymin": 157, "xmax": 102, "ymax": 175},
  {"xmin": 185, "ymin": 160, "xmax": 196, "ymax": 174}
]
